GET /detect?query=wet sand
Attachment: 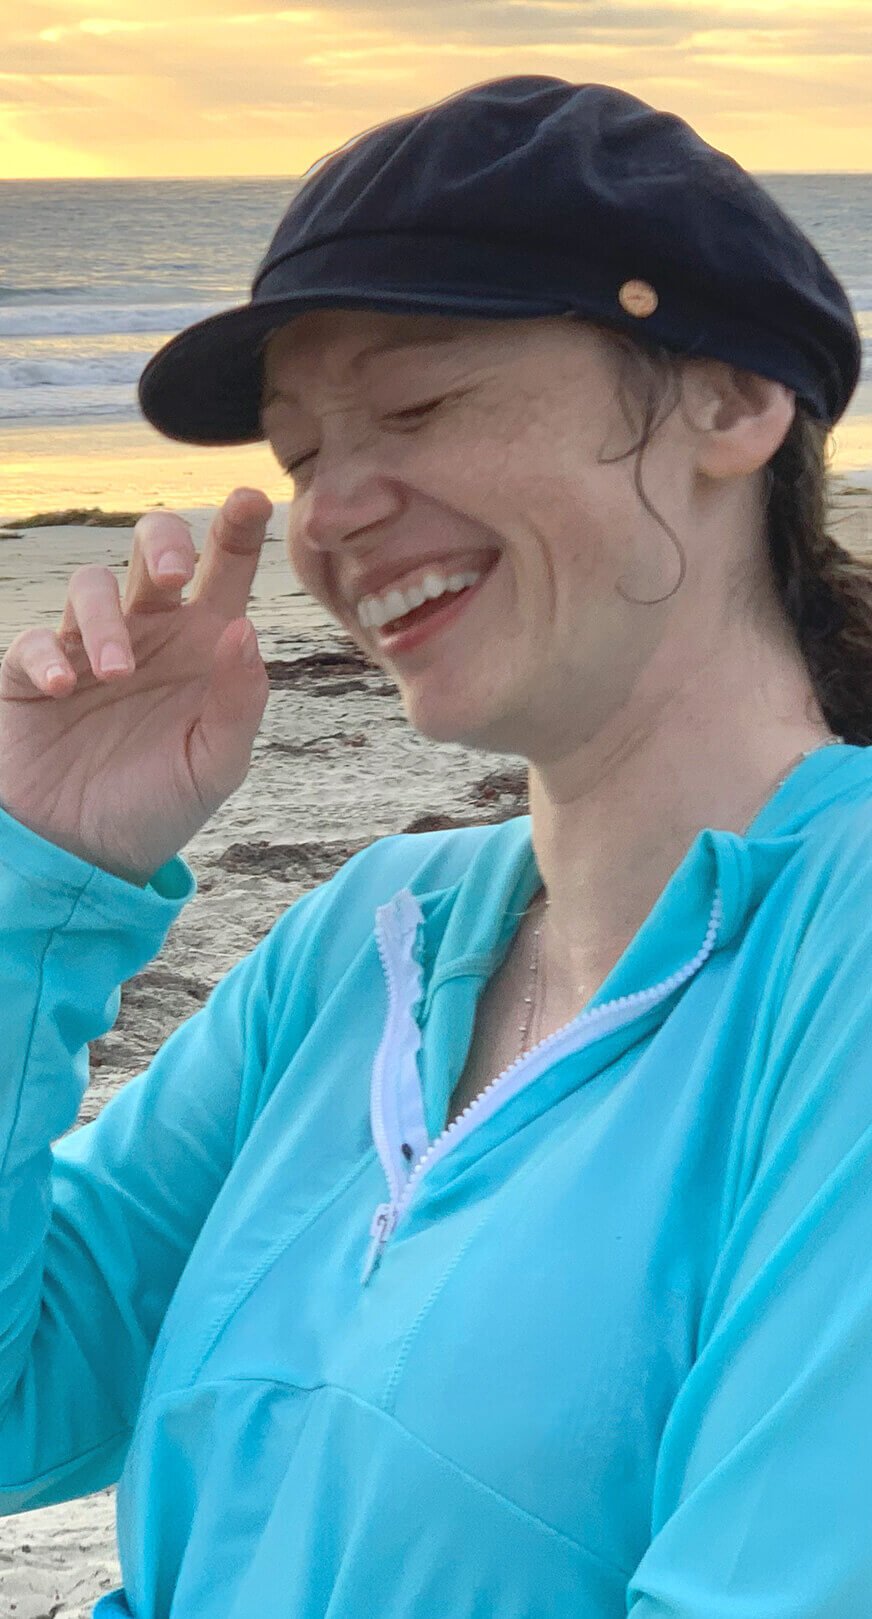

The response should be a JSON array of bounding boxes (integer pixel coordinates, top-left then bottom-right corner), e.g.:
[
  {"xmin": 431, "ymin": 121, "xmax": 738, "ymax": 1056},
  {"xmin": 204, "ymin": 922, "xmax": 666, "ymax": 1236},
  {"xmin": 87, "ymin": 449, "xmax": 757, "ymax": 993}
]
[{"xmin": 0, "ymin": 474, "xmax": 871, "ymax": 1615}]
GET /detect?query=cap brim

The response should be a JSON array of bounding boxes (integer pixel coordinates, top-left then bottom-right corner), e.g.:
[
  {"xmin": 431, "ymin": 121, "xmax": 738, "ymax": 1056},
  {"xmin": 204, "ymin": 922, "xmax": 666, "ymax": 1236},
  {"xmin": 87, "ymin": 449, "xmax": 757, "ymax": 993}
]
[{"xmin": 136, "ymin": 287, "xmax": 574, "ymax": 446}]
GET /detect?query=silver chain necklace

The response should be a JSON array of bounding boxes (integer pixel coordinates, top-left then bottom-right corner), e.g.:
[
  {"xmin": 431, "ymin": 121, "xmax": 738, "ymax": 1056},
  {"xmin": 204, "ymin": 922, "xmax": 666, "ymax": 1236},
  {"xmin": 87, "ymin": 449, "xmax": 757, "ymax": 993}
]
[{"xmin": 515, "ymin": 735, "xmax": 845, "ymax": 1064}]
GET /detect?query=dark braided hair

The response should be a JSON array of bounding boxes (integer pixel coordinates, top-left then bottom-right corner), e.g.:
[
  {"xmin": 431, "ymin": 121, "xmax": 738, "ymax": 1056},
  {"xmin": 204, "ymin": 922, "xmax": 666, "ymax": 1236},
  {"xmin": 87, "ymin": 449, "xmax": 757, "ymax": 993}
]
[{"xmin": 590, "ymin": 324, "xmax": 872, "ymax": 746}]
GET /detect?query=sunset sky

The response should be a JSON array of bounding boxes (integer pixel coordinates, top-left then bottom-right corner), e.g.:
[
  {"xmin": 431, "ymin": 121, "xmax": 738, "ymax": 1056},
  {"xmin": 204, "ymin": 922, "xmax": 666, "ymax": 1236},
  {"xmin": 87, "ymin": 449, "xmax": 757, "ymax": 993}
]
[{"xmin": 2, "ymin": 0, "xmax": 871, "ymax": 179}]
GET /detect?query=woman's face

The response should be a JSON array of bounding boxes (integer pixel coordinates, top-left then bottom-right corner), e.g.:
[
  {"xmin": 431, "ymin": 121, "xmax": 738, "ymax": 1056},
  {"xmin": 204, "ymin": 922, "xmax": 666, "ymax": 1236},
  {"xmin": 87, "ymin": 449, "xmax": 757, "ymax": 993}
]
[{"xmin": 260, "ymin": 308, "xmax": 701, "ymax": 761}]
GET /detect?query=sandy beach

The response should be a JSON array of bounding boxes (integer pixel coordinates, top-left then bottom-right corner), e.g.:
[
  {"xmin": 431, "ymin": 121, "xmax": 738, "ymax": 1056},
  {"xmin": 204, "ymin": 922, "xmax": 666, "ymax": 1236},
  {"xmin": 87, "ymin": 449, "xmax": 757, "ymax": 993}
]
[{"xmin": 1, "ymin": 473, "xmax": 871, "ymax": 1616}]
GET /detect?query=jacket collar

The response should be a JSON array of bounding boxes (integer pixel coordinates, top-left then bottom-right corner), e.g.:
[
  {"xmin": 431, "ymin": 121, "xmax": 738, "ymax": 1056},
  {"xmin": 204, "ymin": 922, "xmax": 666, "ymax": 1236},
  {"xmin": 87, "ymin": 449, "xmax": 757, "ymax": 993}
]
[{"xmin": 405, "ymin": 742, "xmax": 869, "ymax": 1135}]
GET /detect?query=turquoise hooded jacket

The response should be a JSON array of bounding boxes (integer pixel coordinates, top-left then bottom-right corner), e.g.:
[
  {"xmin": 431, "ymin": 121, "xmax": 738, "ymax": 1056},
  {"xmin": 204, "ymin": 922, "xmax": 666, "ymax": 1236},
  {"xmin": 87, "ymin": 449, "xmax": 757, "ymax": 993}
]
[{"xmin": 3, "ymin": 742, "xmax": 872, "ymax": 1617}]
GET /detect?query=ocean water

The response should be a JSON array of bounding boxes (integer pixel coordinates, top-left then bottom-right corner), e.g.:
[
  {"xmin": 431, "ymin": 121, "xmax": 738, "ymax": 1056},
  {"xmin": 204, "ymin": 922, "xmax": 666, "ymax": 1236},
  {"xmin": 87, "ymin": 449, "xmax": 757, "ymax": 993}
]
[{"xmin": 0, "ymin": 174, "xmax": 871, "ymax": 523}]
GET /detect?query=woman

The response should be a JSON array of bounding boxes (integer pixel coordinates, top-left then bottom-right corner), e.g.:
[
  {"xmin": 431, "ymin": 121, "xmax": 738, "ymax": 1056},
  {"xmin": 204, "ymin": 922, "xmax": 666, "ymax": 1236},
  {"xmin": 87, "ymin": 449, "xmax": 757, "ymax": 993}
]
[{"xmin": 1, "ymin": 75, "xmax": 870, "ymax": 1618}]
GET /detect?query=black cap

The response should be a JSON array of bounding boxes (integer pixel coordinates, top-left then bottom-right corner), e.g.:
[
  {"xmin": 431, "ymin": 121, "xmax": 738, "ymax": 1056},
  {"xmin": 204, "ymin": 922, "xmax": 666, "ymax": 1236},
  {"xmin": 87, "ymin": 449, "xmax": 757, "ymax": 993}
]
[{"xmin": 137, "ymin": 75, "xmax": 863, "ymax": 446}]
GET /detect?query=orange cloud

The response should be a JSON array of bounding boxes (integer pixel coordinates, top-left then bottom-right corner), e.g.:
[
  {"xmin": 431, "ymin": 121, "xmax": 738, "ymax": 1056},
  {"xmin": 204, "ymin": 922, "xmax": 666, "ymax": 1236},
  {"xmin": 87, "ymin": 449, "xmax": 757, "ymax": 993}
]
[{"xmin": 2, "ymin": 0, "xmax": 870, "ymax": 176}]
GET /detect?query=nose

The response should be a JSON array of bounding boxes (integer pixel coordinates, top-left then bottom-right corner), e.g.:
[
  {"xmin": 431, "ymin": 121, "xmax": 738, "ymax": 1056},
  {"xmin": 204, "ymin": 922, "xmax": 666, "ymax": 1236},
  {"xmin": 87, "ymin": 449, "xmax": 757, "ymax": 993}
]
[{"xmin": 299, "ymin": 458, "xmax": 404, "ymax": 553}]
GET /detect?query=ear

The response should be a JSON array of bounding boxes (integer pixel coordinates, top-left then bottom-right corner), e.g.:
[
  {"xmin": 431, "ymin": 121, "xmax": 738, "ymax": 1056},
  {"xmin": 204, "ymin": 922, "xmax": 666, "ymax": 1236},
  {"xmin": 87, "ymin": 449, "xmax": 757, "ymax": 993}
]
[{"xmin": 684, "ymin": 362, "xmax": 796, "ymax": 482}]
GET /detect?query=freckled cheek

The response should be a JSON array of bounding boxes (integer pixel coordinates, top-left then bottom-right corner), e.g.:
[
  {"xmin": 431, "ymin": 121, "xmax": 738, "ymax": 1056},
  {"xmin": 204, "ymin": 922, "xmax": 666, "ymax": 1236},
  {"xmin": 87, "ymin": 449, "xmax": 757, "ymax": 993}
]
[
  {"xmin": 419, "ymin": 432, "xmax": 532, "ymax": 552},
  {"xmin": 530, "ymin": 497, "xmax": 619, "ymax": 645}
]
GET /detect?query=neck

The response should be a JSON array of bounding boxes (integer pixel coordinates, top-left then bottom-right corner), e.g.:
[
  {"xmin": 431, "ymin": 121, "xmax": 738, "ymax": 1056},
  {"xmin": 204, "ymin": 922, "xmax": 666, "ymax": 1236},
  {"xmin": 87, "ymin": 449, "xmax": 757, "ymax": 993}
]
[{"xmin": 526, "ymin": 629, "xmax": 835, "ymax": 1008}]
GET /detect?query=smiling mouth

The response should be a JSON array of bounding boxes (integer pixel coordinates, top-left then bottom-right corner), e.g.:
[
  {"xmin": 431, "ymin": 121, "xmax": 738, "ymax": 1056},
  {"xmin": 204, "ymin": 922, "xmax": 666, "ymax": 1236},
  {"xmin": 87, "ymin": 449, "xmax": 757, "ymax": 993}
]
[
  {"xmin": 378, "ymin": 589, "xmax": 471, "ymax": 635},
  {"xmin": 369, "ymin": 555, "xmax": 500, "ymax": 650}
]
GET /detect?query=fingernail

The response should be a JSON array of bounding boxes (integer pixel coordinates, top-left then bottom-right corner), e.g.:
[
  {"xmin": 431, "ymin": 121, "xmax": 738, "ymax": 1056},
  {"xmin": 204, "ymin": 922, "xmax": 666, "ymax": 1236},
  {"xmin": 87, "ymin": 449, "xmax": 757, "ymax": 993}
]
[
  {"xmin": 157, "ymin": 551, "xmax": 187, "ymax": 577},
  {"xmin": 100, "ymin": 644, "xmax": 130, "ymax": 674}
]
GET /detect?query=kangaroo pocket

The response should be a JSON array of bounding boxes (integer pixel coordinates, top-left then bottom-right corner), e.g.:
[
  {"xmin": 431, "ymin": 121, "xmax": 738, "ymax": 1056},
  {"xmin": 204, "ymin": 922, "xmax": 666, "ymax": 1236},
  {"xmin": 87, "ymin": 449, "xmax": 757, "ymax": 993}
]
[{"xmin": 116, "ymin": 1378, "xmax": 629, "ymax": 1618}]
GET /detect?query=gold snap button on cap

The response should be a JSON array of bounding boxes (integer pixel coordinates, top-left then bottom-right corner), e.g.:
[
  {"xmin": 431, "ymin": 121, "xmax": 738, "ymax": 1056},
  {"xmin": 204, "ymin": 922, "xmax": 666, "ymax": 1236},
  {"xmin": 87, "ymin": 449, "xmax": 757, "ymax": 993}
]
[{"xmin": 618, "ymin": 279, "xmax": 659, "ymax": 318}]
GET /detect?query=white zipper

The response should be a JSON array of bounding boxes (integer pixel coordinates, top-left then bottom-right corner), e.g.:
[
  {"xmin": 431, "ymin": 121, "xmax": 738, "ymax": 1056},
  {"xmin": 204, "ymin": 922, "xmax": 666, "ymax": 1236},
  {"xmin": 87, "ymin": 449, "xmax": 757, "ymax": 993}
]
[
  {"xmin": 361, "ymin": 885, "xmax": 724, "ymax": 1284},
  {"xmin": 369, "ymin": 890, "xmax": 428, "ymax": 1215}
]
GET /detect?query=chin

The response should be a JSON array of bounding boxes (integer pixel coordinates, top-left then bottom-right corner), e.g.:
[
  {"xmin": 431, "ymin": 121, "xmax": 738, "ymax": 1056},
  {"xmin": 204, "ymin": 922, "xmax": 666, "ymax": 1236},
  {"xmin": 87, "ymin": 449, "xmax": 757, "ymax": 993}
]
[{"xmin": 399, "ymin": 684, "xmax": 526, "ymax": 757}]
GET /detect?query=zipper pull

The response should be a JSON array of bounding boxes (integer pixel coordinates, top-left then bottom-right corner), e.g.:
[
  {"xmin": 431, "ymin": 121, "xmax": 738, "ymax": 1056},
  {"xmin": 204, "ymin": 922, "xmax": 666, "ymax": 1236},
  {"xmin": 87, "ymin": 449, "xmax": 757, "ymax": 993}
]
[{"xmin": 360, "ymin": 1201, "xmax": 395, "ymax": 1286}]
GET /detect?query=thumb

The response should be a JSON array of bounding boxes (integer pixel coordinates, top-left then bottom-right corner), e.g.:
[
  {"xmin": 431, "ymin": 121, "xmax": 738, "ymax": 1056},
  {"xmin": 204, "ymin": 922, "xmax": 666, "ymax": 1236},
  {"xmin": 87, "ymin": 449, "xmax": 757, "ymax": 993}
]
[{"xmin": 188, "ymin": 618, "xmax": 269, "ymax": 807}]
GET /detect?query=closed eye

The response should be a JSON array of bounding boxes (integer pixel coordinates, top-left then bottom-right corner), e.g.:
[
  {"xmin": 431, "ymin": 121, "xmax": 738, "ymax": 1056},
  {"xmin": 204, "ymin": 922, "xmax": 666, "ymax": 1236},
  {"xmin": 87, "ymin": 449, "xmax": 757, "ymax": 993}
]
[
  {"xmin": 281, "ymin": 397, "xmax": 448, "ymax": 478},
  {"xmin": 388, "ymin": 398, "xmax": 445, "ymax": 423}
]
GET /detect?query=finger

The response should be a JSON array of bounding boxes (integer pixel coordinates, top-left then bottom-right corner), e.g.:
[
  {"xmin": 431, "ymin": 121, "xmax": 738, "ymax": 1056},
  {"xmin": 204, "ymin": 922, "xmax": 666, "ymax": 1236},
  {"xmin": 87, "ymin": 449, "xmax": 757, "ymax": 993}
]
[
  {"xmin": 122, "ymin": 510, "xmax": 198, "ymax": 615},
  {"xmin": 58, "ymin": 566, "xmax": 135, "ymax": 680},
  {"xmin": 1, "ymin": 627, "xmax": 80, "ymax": 698},
  {"xmin": 187, "ymin": 487, "xmax": 273, "ymax": 620},
  {"xmin": 186, "ymin": 618, "xmax": 270, "ymax": 807}
]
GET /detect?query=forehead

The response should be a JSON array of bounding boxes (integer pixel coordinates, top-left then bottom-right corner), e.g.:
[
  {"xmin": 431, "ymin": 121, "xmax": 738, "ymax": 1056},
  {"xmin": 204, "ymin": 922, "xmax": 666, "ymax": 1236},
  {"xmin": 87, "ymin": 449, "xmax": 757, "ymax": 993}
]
[
  {"xmin": 259, "ymin": 308, "xmax": 582, "ymax": 414},
  {"xmin": 263, "ymin": 308, "xmax": 491, "ymax": 386},
  {"xmin": 258, "ymin": 311, "xmax": 625, "ymax": 441}
]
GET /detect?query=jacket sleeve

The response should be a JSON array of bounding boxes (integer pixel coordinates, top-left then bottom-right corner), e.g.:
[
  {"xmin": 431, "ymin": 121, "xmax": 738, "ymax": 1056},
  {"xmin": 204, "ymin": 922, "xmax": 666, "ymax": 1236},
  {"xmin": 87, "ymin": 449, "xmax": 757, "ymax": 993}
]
[
  {"xmin": 627, "ymin": 825, "xmax": 872, "ymax": 1618},
  {"xmin": 0, "ymin": 803, "xmax": 361, "ymax": 1514}
]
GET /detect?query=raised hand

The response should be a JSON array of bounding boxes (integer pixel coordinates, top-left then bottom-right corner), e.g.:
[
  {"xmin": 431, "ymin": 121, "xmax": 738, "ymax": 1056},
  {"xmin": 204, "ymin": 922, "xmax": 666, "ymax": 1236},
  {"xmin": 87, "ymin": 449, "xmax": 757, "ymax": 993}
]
[{"xmin": 0, "ymin": 487, "xmax": 274, "ymax": 886}]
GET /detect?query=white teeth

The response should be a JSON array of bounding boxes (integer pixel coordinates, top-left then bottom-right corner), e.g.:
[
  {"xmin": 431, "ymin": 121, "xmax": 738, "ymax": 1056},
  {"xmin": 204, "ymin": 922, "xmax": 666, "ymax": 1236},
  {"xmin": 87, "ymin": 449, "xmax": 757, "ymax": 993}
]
[
  {"xmin": 382, "ymin": 589, "xmax": 407, "ymax": 623},
  {"xmin": 422, "ymin": 572, "xmax": 447, "ymax": 600},
  {"xmin": 357, "ymin": 566, "xmax": 486, "ymax": 632}
]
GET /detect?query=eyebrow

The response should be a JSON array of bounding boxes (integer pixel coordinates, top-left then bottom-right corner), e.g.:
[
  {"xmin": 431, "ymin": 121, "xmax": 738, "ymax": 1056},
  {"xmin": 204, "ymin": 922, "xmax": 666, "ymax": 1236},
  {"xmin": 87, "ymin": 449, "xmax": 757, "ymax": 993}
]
[{"xmin": 261, "ymin": 333, "xmax": 466, "ymax": 409}]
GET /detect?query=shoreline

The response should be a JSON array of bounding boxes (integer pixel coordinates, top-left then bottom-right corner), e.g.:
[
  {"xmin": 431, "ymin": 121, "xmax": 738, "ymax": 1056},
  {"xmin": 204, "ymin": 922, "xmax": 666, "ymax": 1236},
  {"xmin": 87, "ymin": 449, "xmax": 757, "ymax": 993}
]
[{"xmin": 0, "ymin": 415, "xmax": 292, "ymax": 530}]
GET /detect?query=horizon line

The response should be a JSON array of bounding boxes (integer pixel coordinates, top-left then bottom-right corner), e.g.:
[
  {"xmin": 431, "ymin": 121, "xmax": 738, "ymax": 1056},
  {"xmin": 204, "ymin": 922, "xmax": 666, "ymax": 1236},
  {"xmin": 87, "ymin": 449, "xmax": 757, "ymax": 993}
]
[{"xmin": 2, "ymin": 169, "xmax": 872, "ymax": 183}]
